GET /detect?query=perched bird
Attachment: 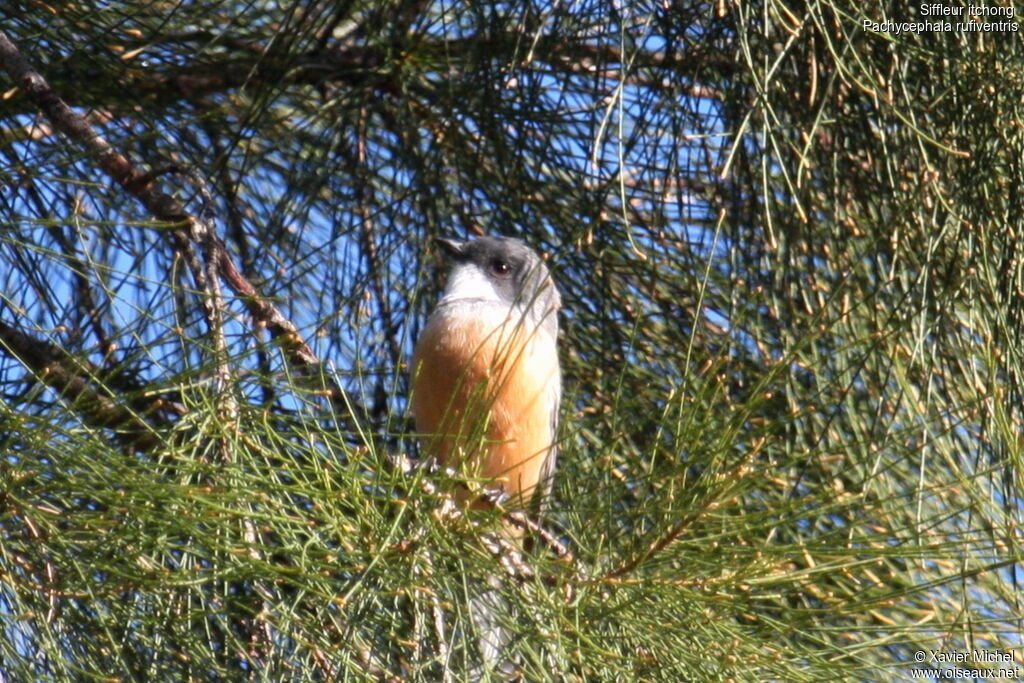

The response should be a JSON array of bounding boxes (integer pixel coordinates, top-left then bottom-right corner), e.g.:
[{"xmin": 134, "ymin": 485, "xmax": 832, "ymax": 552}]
[
  {"xmin": 411, "ymin": 235, "xmax": 561, "ymax": 511},
  {"xmin": 411, "ymin": 235, "xmax": 562, "ymax": 677}
]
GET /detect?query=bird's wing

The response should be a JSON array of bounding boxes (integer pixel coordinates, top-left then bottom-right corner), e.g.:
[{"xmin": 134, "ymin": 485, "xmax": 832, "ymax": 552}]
[{"xmin": 534, "ymin": 350, "xmax": 561, "ymax": 515}]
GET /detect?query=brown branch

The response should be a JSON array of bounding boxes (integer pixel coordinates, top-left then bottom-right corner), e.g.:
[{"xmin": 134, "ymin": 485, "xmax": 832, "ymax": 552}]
[
  {"xmin": 0, "ymin": 29, "xmax": 359, "ymax": 422},
  {"xmin": 2, "ymin": 28, "xmax": 726, "ymax": 118},
  {"xmin": 0, "ymin": 32, "xmax": 189, "ymax": 224},
  {"xmin": 0, "ymin": 320, "xmax": 168, "ymax": 451}
]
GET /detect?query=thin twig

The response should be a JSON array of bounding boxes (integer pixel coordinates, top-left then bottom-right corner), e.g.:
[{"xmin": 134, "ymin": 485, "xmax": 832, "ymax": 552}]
[
  {"xmin": 188, "ymin": 175, "xmax": 237, "ymax": 420},
  {"xmin": 503, "ymin": 510, "xmax": 573, "ymax": 561},
  {"xmin": 603, "ymin": 436, "xmax": 766, "ymax": 580},
  {"xmin": 355, "ymin": 104, "xmax": 401, "ymax": 419}
]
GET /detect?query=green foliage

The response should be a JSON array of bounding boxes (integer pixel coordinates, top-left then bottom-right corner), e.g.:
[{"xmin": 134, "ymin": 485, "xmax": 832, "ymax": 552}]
[{"xmin": 1, "ymin": 0, "xmax": 1023, "ymax": 680}]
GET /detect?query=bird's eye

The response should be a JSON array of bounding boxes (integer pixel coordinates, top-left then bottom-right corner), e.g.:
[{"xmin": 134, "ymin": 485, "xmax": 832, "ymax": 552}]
[{"xmin": 490, "ymin": 259, "xmax": 511, "ymax": 276}]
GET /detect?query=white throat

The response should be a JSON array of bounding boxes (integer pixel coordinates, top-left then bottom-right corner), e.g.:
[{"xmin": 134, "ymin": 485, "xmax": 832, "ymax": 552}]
[{"xmin": 439, "ymin": 263, "xmax": 505, "ymax": 306}]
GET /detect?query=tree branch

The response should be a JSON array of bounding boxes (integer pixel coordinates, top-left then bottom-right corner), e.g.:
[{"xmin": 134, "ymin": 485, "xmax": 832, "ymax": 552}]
[
  {"xmin": 0, "ymin": 30, "xmax": 359, "ymax": 432},
  {"xmin": 0, "ymin": 320, "xmax": 171, "ymax": 451},
  {"xmin": 2, "ymin": 30, "xmax": 726, "ymax": 117}
]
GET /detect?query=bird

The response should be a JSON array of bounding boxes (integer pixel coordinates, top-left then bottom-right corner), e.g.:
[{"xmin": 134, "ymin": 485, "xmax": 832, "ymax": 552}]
[
  {"xmin": 411, "ymin": 235, "xmax": 562, "ymax": 677},
  {"xmin": 411, "ymin": 235, "xmax": 561, "ymax": 512}
]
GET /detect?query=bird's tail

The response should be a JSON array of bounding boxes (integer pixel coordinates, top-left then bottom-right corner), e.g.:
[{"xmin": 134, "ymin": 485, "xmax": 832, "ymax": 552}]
[{"xmin": 468, "ymin": 575, "xmax": 518, "ymax": 680}]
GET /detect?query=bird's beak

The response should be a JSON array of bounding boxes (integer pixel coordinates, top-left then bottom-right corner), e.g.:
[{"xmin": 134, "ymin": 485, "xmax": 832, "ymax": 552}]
[{"xmin": 435, "ymin": 237, "xmax": 466, "ymax": 260}]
